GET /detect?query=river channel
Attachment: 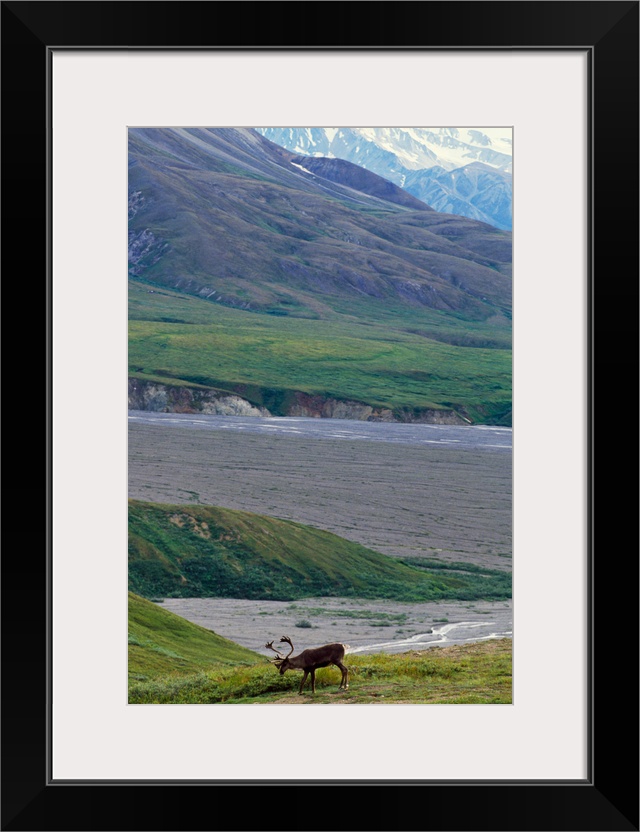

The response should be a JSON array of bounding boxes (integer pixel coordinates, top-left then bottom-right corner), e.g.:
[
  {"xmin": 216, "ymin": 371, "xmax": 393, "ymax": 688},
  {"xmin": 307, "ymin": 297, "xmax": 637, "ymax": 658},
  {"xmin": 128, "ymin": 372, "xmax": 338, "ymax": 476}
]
[
  {"xmin": 157, "ymin": 596, "xmax": 513, "ymax": 657},
  {"xmin": 128, "ymin": 411, "xmax": 513, "ymax": 653}
]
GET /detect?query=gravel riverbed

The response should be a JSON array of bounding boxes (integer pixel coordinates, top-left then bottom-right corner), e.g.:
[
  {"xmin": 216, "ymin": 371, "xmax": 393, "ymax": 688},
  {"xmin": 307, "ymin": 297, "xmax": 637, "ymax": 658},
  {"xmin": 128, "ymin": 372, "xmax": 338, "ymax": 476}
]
[{"xmin": 128, "ymin": 413, "xmax": 513, "ymax": 653}]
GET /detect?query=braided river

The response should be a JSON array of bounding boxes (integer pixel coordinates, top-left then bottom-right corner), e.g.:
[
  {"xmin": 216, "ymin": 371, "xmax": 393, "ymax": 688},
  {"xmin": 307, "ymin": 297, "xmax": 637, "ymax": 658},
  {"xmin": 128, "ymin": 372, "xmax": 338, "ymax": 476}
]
[{"xmin": 129, "ymin": 411, "xmax": 512, "ymax": 655}]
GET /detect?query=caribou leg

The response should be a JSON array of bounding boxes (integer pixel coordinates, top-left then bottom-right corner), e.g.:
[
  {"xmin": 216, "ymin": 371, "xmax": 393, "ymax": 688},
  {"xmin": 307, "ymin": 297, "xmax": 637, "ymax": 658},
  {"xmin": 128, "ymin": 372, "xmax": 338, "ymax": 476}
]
[
  {"xmin": 336, "ymin": 661, "xmax": 349, "ymax": 690},
  {"xmin": 310, "ymin": 669, "xmax": 316, "ymax": 694},
  {"xmin": 299, "ymin": 670, "xmax": 309, "ymax": 694}
]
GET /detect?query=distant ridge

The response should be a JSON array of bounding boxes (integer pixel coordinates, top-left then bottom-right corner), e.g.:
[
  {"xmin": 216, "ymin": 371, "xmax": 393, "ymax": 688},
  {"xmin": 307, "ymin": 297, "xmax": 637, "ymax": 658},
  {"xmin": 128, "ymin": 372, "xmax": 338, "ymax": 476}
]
[
  {"xmin": 128, "ymin": 127, "xmax": 511, "ymax": 318},
  {"xmin": 256, "ymin": 126, "xmax": 513, "ymax": 230}
]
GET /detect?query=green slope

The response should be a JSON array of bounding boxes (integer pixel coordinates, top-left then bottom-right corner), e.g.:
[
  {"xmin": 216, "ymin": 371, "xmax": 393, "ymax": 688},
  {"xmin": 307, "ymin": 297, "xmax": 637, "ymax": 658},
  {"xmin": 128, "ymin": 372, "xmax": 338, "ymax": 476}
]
[
  {"xmin": 129, "ymin": 280, "xmax": 512, "ymax": 424},
  {"xmin": 128, "ymin": 499, "xmax": 511, "ymax": 602},
  {"xmin": 128, "ymin": 591, "xmax": 261, "ymax": 681}
]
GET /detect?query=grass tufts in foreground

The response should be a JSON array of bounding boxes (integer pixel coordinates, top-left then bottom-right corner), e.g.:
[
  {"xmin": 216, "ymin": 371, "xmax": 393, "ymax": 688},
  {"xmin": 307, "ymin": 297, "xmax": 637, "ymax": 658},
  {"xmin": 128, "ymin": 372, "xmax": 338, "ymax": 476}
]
[{"xmin": 129, "ymin": 638, "xmax": 512, "ymax": 704}]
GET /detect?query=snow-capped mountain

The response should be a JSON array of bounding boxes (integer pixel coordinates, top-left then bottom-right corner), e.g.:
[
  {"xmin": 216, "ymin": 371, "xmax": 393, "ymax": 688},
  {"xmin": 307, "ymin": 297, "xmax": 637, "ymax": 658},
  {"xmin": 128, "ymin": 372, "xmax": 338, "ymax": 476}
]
[
  {"xmin": 255, "ymin": 127, "xmax": 513, "ymax": 230},
  {"xmin": 404, "ymin": 162, "xmax": 513, "ymax": 231}
]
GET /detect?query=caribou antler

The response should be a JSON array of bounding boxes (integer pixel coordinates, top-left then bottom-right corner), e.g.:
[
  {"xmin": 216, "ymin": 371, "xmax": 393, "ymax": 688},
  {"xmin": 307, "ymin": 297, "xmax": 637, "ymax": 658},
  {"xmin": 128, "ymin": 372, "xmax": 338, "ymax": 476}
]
[
  {"xmin": 279, "ymin": 635, "xmax": 295, "ymax": 658},
  {"xmin": 265, "ymin": 640, "xmax": 285, "ymax": 662}
]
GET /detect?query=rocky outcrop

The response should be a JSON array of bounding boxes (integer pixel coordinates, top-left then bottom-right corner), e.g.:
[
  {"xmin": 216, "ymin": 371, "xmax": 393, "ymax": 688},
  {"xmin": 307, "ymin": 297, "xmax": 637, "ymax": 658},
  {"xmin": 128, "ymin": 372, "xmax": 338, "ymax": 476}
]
[
  {"xmin": 128, "ymin": 379, "xmax": 269, "ymax": 417},
  {"xmin": 285, "ymin": 392, "xmax": 389, "ymax": 421},
  {"xmin": 391, "ymin": 406, "xmax": 470, "ymax": 425},
  {"xmin": 284, "ymin": 392, "xmax": 467, "ymax": 423},
  {"xmin": 128, "ymin": 378, "xmax": 468, "ymax": 424}
]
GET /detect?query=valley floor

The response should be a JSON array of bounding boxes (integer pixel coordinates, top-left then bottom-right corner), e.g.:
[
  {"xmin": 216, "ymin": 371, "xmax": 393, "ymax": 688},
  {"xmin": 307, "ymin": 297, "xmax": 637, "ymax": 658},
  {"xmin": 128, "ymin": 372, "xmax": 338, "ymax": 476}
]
[
  {"xmin": 128, "ymin": 416, "xmax": 512, "ymax": 571},
  {"xmin": 158, "ymin": 596, "xmax": 513, "ymax": 657}
]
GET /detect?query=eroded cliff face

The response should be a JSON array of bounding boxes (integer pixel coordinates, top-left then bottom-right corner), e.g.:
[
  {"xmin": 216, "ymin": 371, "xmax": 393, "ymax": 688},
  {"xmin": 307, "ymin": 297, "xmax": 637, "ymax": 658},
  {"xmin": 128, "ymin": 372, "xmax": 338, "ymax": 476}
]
[
  {"xmin": 285, "ymin": 392, "xmax": 386, "ymax": 421},
  {"xmin": 128, "ymin": 379, "xmax": 269, "ymax": 417},
  {"xmin": 283, "ymin": 393, "xmax": 466, "ymax": 423},
  {"xmin": 128, "ymin": 379, "xmax": 468, "ymax": 424}
]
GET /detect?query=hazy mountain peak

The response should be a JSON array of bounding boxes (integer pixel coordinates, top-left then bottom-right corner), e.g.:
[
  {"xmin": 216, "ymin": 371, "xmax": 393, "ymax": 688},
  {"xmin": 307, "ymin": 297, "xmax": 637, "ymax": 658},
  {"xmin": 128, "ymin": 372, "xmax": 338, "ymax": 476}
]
[{"xmin": 255, "ymin": 127, "xmax": 512, "ymax": 229}]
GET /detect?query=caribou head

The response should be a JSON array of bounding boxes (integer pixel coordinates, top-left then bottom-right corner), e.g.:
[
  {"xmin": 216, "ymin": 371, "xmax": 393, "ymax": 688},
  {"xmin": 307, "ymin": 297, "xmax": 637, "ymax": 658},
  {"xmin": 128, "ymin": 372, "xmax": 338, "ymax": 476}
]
[{"xmin": 265, "ymin": 635, "xmax": 350, "ymax": 694}]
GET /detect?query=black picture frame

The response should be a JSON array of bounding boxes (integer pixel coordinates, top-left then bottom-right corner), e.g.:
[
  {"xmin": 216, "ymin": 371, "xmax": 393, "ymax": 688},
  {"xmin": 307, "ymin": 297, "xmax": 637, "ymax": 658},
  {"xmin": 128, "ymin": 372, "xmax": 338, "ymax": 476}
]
[{"xmin": 2, "ymin": 2, "xmax": 638, "ymax": 830}]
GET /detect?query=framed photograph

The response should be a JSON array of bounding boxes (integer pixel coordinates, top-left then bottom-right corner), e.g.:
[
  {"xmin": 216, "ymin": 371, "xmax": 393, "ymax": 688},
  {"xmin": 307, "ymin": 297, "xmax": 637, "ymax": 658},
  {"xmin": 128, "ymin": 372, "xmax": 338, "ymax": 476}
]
[{"xmin": 3, "ymin": 1, "xmax": 638, "ymax": 830}]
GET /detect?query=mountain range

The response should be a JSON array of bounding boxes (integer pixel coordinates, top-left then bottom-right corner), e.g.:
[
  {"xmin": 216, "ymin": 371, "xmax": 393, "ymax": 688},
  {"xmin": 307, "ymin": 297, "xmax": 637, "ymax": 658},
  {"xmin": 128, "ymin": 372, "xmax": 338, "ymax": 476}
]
[
  {"xmin": 129, "ymin": 127, "xmax": 511, "ymax": 317},
  {"xmin": 128, "ymin": 127, "xmax": 512, "ymax": 424},
  {"xmin": 255, "ymin": 127, "xmax": 513, "ymax": 230}
]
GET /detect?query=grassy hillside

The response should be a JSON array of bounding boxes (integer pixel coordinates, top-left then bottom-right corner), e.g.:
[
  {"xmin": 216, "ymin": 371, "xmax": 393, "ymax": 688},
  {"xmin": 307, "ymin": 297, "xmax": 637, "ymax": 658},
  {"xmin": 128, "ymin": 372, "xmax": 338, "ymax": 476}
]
[
  {"xmin": 129, "ymin": 637, "xmax": 512, "ymax": 704},
  {"xmin": 128, "ymin": 499, "xmax": 511, "ymax": 603},
  {"xmin": 128, "ymin": 591, "xmax": 261, "ymax": 682},
  {"xmin": 129, "ymin": 280, "xmax": 512, "ymax": 424}
]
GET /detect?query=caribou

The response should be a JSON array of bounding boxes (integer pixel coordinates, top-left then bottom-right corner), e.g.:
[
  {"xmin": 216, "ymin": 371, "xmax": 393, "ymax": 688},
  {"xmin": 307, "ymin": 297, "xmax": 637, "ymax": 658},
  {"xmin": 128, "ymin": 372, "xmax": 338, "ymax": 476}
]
[{"xmin": 265, "ymin": 635, "xmax": 350, "ymax": 694}]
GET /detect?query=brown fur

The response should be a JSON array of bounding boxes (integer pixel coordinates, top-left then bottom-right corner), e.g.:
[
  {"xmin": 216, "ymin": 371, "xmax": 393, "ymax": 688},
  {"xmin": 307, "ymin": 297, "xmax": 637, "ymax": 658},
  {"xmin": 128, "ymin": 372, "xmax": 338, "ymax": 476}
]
[{"xmin": 266, "ymin": 637, "xmax": 350, "ymax": 694}]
